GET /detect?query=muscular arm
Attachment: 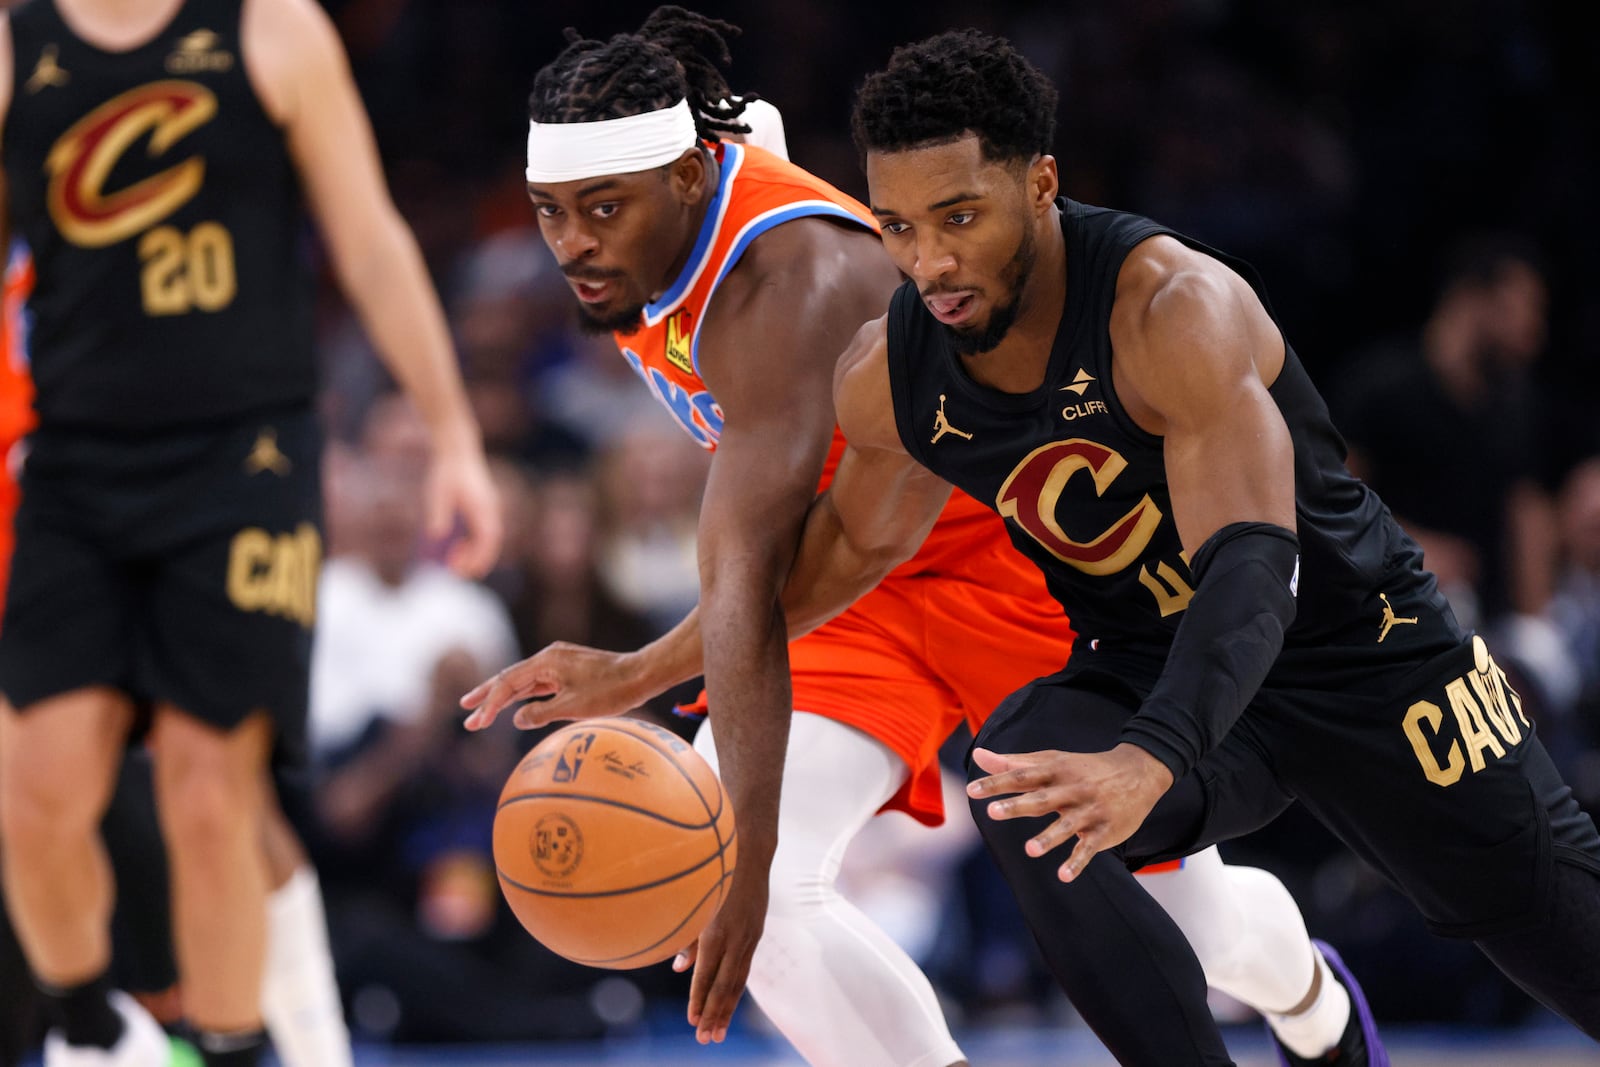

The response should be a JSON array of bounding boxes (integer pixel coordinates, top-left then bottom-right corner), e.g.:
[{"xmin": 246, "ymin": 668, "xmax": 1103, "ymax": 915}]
[
  {"xmin": 241, "ymin": 0, "xmax": 500, "ymax": 573},
  {"xmin": 1109, "ymin": 238, "xmax": 1298, "ymax": 777},
  {"xmin": 968, "ymin": 237, "xmax": 1301, "ymax": 882},
  {"xmin": 464, "ymin": 317, "xmax": 950, "ymax": 729},
  {"xmin": 674, "ymin": 219, "xmax": 902, "ymax": 1040}
]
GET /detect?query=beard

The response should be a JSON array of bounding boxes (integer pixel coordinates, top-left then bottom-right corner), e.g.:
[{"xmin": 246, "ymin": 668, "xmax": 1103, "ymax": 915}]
[
  {"xmin": 576, "ymin": 301, "xmax": 646, "ymax": 336},
  {"xmin": 941, "ymin": 222, "xmax": 1037, "ymax": 356},
  {"xmin": 564, "ymin": 264, "xmax": 645, "ymax": 335}
]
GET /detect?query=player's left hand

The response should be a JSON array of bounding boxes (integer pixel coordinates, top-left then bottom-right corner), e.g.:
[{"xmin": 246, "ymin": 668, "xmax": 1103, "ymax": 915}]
[
  {"xmin": 967, "ymin": 742, "xmax": 1175, "ymax": 882},
  {"xmin": 672, "ymin": 864, "xmax": 767, "ymax": 1044},
  {"xmin": 424, "ymin": 439, "xmax": 503, "ymax": 578}
]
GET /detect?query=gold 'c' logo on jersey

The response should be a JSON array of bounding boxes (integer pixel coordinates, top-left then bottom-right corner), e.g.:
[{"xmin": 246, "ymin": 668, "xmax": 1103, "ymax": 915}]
[
  {"xmin": 996, "ymin": 439, "xmax": 1164, "ymax": 576},
  {"xmin": 45, "ymin": 80, "xmax": 217, "ymax": 248}
]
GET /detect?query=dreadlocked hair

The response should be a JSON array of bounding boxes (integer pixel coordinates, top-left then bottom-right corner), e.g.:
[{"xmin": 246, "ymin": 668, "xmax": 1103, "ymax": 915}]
[
  {"xmin": 852, "ymin": 29, "xmax": 1057, "ymax": 166},
  {"xmin": 528, "ymin": 6, "xmax": 756, "ymax": 142}
]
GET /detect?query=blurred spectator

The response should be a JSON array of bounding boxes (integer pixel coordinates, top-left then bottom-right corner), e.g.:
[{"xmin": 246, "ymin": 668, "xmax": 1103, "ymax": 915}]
[
  {"xmin": 309, "ymin": 445, "xmax": 517, "ymax": 758},
  {"xmin": 591, "ymin": 426, "xmax": 709, "ymax": 633},
  {"xmin": 449, "ymin": 230, "xmax": 590, "ymax": 468},
  {"xmin": 1546, "ymin": 457, "xmax": 1600, "ymax": 809},
  {"xmin": 1330, "ymin": 233, "xmax": 1558, "ymax": 632},
  {"xmin": 312, "ymin": 649, "xmax": 625, "ymax": 1043},
  {"xmin": 497, "ymin": 465, "xmax": 660, "ymax": 658},
  {"xmin": 539, "ymin": 332, "xmax": 678, "ymax": 452}
]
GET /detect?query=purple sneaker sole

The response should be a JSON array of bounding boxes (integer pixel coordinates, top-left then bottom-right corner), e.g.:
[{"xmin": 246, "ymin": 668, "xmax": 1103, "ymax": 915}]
[{"xmin": 1268, "ymin": 939, "xmax": 1390, "ymax": 1067}]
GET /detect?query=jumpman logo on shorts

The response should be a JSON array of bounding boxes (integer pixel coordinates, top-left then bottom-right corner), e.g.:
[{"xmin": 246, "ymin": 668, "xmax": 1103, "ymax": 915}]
[
  {"xmin": 1377, "ymin": 593, "xmax": 1418, "ymax": 643},
  {"xmin": 244, "ymin": 428, "xmax": 292, "ymax": 476},
  {"xmin": 931, "ymin": 394, "xmax": 974, "ymax": 445}
]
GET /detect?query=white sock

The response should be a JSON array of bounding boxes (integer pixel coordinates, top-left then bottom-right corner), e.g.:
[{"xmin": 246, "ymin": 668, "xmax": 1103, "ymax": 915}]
[
  {"xmin": 1137, "ymin": 848, "xmax": 1349, "ymax": 1056},
  {"xmin": 261, "ymin": 866, "xmax": 354, "ymax": 1067},
  {"xmin": 1267, "ymin": 950, "xmax": 1350, "ymax": 1059}
]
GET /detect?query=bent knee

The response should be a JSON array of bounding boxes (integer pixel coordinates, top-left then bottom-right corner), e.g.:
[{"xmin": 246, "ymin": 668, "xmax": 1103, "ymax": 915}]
[{"xmin": 0, "ymin": 767, "xmax": 108, "ymax": 846}]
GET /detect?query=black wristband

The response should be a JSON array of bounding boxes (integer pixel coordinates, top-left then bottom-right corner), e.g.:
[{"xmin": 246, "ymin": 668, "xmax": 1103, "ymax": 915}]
[{"xmin": 1118, "ymin": 521, "xmax": 1300, "ymax": 781}]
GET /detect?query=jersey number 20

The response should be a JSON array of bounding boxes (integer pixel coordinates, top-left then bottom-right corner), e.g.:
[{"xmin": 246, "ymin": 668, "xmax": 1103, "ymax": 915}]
[{"xmin": 138, "ymin": 222, "xmax": 237, "ymax": 316}]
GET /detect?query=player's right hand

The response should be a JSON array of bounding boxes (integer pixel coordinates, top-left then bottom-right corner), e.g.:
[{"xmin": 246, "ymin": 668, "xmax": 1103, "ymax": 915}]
[
  {"xmin": 675, "ymin": 862, "xmax": 767, "ymax": 1044},
  {"xmin": 460, "ymin": 642, "xmax": 647, "ymax": 731}
]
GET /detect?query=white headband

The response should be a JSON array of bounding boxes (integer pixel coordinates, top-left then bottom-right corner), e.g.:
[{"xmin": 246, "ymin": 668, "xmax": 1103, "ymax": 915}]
[{"xmin": 525, "ymin": 99, "xmax": 698, "ymax": 184}]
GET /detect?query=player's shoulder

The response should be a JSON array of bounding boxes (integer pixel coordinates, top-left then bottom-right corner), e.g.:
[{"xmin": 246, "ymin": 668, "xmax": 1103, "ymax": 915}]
[
  {"xmin": 1113, "ymin": 234, "xmax": 1260, "ymax": 359},
  {"xmin": 240, "ymin": 0, "xmax": 344, "ymax": 121}
]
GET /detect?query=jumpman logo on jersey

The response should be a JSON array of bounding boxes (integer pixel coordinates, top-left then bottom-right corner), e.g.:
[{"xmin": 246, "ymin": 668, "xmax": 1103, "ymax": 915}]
[
  {"xmin": 244, "ymin": 428, "xmax": 292, "ymax": 476},
  {"xmin": 1377, "ymin": 593, "xmax": 1418, "ymax": 643},
  {"xmin": 25, "ymin": 45, "xmax": 70, "ymax": 93},
  {"xmin": 931, "ymin": 394, "xmax": 973, "ymax": 445}
]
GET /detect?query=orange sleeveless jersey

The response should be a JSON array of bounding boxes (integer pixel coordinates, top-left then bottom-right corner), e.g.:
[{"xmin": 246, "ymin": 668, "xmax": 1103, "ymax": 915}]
[
  {"xmin": 1, "ymin": 254, "xmax": 38, "ymax": 613},
  {"xmin": 618, "ymin": 143, "xmax": 1075, "ymax": 824}
]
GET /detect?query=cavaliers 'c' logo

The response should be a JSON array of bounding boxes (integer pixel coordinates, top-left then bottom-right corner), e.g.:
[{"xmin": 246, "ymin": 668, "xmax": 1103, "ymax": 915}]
[
  {"xmin": 46, "ymin": 80, "xmax": 217, "ymax": 248},
  {"xmin": 996, "ymin": 439, "xmax": 1164, "ymax": 576}
]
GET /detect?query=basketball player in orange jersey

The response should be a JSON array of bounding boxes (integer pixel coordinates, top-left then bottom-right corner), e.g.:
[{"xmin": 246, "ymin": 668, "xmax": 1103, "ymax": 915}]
[
  {"xmin": 0, "ymin": 1, "xmax": 502, "ymax": 1065},
  {"xmin": 465, "ymin": 9, "xmax": 1381, "ymax": 1065}
]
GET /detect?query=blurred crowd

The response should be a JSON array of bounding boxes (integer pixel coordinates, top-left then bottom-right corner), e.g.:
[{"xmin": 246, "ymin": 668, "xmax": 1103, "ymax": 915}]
[{"xmin": 277, "ymin": 0, "xmax": 1600, "ymax": 1045}]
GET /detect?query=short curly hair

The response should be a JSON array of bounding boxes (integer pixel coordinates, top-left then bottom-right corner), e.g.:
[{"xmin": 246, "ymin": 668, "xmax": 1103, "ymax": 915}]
[
  {"xmin": 529, "ymin": 5, "xmax": 755, "ymax": 142},
  {"xmin": 851, "ymin": 29, "xmax": 1057, "ymax": 166}
]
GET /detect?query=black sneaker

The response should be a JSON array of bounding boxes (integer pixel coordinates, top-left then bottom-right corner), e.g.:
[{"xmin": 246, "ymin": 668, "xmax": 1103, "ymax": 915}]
[{"xmin": 1268, "ymin": 940, "xmax": 1389, "ymax": 1066}]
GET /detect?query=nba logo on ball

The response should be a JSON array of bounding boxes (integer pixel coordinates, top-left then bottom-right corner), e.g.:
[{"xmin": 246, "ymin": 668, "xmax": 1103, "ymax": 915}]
[{"xmin": 494, "ymin": 718, "xmax": 738, "ymax": 969}]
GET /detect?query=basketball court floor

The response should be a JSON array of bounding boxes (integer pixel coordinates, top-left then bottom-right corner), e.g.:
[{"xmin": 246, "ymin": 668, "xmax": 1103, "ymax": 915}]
[
  {"xmin": 347, "ymin": 1023, "xmax": 1593, "ymax": 1066},
  {"xmin": 16, "ymin": 1022, "xmax": 1596, "ymax": 1066}
]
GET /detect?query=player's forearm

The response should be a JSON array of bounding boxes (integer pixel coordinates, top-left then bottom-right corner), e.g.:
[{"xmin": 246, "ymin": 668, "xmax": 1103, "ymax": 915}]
[
  {"xmin": 336, "ymin": 212, "xmax": 479, "ymax": 449},
  {"xmin": 780, "ymin": 489, "xmax": 910, "ymax": 635},
  {"xmin": 621, "ymin": 610, "xmax": 707, "ymax": 701},
  {"xmin": 610, "ymin": 496, "xmax": 903, "ymax": 707},
  {"xmin": 698, "ymin": 562, "xmax": 793, "ymax": 866},
  {"xmin": 1120, "ymin": 522, "xmax": 1299, "ymax": 781}
]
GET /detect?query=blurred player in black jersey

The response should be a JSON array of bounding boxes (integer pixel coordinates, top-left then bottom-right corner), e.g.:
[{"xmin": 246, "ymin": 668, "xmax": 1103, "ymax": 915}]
[
  {"xmin": 725, "ymin": 28, "xmax": 1600, "ymax": 1067},
  {"xmin": 0, "ymin": 2, "xmax": 502, "ymax": 1066}
]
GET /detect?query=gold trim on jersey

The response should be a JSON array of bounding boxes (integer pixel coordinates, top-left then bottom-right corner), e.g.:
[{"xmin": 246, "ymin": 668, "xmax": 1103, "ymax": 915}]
[{"xmin": 45, "ymin": 80, "xmax": 218, "ymax": 248}]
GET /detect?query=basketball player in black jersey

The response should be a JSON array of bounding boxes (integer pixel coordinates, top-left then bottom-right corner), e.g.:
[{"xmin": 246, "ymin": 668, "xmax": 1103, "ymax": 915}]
[
  {"xmin": 731, "ymin": 28, "xmax": 1600, "ymax": 1067},
  {"xmin": 0, "ymin": 2, "xmax": 502, "ymax": 1065}
]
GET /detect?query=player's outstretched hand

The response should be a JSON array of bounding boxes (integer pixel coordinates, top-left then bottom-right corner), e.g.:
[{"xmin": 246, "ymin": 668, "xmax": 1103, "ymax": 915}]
[
  {"xmin": 967, "ymin": 743, "xmax": 1174, "ymax": 883},
  {"xmin": 425, "ymin": 440, "xmax": 503, "ymax": 579},
  {"xmin": 673, "ymin": 865, "xmax": 767, "ymax": 1044},
  {"xmin": 460, "ymin": 642, "xmax": 648, "ymax": 731}
]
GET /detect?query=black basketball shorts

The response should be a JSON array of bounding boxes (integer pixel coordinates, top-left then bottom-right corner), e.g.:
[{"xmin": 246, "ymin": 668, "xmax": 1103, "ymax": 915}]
[
  {"xmin": 1246, "ymin": 633, "xmax": 1600, "ymax": 938},
  {"xmin": 974, "ymin": 632, "xmax": 1600, "ymax": 942},
  {"xmin": 0, "ymin": 408, "xmax": 322, "ymax": 763}
]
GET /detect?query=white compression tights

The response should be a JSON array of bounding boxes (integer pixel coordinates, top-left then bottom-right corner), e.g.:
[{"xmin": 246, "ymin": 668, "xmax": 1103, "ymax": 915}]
[
  {"xmin": 1136, "ymin": 845, "xmax": 1318, "ymax": 1015},
  {"xmin": 695, "ymin": 712, "xmax": 966, "ymax": 1067}
]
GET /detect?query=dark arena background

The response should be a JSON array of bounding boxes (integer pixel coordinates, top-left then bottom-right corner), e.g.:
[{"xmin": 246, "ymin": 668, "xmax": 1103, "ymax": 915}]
[{"xmin": 5, "ymin": 0, "xmax": 1600, "ymax": 1063}]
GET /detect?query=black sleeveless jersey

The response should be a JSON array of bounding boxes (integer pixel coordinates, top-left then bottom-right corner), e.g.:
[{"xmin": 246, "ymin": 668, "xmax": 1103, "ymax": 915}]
[
  {"xmin": 5, "ymin": 0, "xmax": 315, "ymax": 429},
  {"xmin": 886, "ymin": 199, "xmax": 1456, "ymax": 690}
]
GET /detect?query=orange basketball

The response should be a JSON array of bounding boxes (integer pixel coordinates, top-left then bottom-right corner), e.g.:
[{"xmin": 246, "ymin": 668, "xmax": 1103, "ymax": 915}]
[{"xmin": 493, "ymin": 717, "xmax": 738, "ymax": 969}]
